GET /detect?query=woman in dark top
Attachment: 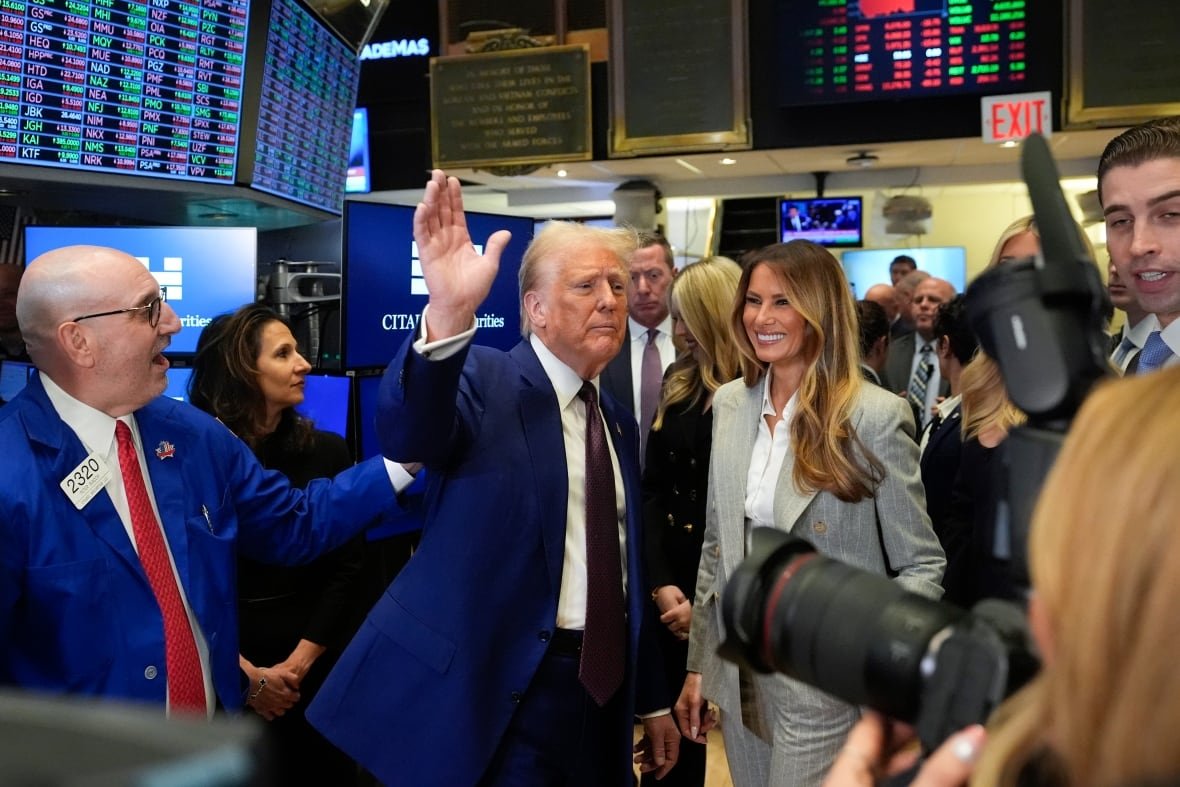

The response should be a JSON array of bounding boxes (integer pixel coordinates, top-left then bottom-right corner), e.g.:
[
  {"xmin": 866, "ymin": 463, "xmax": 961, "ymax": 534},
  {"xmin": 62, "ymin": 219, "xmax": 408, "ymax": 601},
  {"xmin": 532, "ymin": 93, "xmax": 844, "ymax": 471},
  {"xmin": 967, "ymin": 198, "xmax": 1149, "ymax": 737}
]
[
  {"xmin": 641, "ymin": 255, "xmax": 743, "ymax": 787},
  {"xmin": 189, "ymin": 304, "xmax": 366, "ymax": 785}
]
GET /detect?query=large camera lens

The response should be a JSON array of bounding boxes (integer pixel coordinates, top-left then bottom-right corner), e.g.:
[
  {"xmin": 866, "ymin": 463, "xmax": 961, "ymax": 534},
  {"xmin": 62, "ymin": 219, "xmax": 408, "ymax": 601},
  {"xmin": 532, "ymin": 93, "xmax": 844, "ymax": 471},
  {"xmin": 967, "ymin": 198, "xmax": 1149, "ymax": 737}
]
[{"xmin": 721, "ymin": 528, "xmax": 963, "ymax": 723}]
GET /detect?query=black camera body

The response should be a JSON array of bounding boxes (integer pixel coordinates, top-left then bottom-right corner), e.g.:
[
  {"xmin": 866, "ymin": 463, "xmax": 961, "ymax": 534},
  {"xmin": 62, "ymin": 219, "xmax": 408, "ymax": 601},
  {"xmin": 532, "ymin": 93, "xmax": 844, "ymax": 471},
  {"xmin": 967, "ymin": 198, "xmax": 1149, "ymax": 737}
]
[{"xmin": 719, "ymin": 529, "xmax": 1039, "ymax": 753}]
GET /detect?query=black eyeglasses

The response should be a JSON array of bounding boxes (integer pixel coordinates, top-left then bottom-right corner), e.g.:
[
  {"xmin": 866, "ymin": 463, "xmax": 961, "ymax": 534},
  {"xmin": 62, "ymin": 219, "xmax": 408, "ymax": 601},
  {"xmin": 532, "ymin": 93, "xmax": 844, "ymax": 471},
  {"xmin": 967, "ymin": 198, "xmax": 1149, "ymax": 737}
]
[{"xmin": 71, "ymin": 292, "xmax": 167, "ymax": 328}]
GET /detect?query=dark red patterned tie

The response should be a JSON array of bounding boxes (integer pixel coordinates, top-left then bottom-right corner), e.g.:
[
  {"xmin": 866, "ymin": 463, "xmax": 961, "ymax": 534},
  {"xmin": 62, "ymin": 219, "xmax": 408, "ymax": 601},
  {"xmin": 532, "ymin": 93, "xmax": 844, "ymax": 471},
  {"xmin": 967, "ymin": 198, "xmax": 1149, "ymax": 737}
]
[
  {"xmin": 115, "ymin": 421, "xmax": 206, "ymax": 715},
  {"xmin": 577, "ymin": 383, "xmax": 626, "ymax": 706}
]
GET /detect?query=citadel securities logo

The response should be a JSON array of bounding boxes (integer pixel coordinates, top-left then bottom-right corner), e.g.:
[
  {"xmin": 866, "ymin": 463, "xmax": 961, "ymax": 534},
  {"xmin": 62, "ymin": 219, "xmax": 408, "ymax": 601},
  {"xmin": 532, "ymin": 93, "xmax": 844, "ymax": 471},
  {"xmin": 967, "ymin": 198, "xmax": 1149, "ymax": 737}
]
[
  {"xmin": 135, "ymin": 255, "xmax": 213, "ymax": 330},
  {"xmin": 381, "ymin": 239, "xmax": 506, "ymax": 331}
]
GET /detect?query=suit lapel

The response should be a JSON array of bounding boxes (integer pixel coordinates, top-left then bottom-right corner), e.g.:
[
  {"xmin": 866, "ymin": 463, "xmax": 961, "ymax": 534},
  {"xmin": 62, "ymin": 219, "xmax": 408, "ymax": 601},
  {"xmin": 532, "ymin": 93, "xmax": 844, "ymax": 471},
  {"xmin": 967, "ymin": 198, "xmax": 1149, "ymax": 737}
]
[
  {"xmin": 714, "ymin": 385, "xmax": 759, "ymax": 578},
  {"xmin": 510, "ymin": 343, "xmax": 569, "ymax": 596},
  {"xmin": 21, "ymin": 376, "xmax": 145, "ymax": 578}
]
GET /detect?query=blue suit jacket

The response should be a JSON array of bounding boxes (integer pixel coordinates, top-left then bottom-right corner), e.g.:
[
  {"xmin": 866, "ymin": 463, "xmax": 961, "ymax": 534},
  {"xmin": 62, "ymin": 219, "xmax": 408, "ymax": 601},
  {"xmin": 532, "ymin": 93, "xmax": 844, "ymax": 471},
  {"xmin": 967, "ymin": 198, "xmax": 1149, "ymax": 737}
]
[
  {"xmin": 308, "ymin": 339, "xmax": 666, "ymax": 786},
  {"xmin": 0, "ymin": 374, "xmax": 397, "ymax": 711}
]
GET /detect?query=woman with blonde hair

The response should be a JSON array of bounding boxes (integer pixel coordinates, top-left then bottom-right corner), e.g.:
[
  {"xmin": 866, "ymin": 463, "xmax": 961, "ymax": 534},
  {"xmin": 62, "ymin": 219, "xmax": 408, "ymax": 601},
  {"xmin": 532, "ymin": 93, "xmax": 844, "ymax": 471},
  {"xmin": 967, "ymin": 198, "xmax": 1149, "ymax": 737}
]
[
  {"xmin": 824, "ymin": 366, "xmax": 1180, "ymax": 787},
  {"xmin": 642, "ymin": 255, "xmax": 743, "ymax": 787},
  {"xmin": 675, "ymin": 241, "xmax": 945, "ymax": 787}
]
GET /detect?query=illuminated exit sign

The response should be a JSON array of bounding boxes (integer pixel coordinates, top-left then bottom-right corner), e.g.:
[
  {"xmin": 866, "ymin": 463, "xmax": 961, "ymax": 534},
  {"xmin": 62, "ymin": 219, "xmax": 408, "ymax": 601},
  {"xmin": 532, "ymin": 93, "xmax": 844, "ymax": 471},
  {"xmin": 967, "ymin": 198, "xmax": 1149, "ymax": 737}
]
[{"xmin": 981, "ymin": 91, "xmax": 1053, "ymax": 144}]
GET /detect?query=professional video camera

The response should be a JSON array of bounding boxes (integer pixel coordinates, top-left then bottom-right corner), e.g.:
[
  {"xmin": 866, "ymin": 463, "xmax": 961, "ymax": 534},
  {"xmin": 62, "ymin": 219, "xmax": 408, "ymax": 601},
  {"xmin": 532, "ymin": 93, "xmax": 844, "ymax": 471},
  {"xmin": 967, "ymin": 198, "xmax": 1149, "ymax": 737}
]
[{"xmin": 717, "ymin": 134, "xmax": 1114, "ymax": 756}]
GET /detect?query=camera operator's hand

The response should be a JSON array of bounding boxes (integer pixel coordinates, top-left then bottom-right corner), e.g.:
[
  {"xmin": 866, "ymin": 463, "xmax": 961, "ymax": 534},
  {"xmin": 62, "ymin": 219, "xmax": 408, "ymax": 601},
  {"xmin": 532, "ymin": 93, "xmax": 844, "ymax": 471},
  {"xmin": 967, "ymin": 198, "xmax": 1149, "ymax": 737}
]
[
  {"xmin": 821, "ymin": 711, "xmax": 985, "ymax": 787},
  {"xmin": 674, "ymin": 672, "xmax": 717, "ymax": 744},
  {"xmin": 653, "ymin": 585, "xmax": 692, "ymax": 639}
]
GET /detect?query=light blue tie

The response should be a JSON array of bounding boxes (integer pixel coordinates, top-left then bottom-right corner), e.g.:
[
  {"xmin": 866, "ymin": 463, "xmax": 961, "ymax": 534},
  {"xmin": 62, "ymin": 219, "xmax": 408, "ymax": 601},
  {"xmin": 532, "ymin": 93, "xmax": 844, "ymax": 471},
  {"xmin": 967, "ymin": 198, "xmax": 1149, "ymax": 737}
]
[{"xmin": 1137, "ymin": 331, "xmax": 1173, "ymax": 374}]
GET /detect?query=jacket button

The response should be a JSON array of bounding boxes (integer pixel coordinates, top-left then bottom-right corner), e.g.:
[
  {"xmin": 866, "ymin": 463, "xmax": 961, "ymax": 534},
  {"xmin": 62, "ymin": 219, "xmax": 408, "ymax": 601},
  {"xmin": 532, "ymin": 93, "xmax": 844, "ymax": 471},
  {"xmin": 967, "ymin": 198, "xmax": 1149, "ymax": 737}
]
[
  {"xmin": 510, "ymin": 691, "xmax": 522, "ymax": 704},
  {"xmin": 813, "ymin": 521, "xmax": 828, "ymax": 534},
  {"xmin": 538, "ymin": 630, "xmax": 551, "ymax": 642},
  {"xmin": 144, "ymin": 665, "xmax": 158, "ymax": 680}
]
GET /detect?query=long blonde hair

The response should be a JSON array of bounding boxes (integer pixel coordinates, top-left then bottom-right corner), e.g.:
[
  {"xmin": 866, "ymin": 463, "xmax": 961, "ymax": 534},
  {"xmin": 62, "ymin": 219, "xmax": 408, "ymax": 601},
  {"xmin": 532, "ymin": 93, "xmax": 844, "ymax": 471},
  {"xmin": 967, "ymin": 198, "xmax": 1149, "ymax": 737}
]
[
  {"xmin": 959, "ymin": 352, "xmax": 1025, "ymax": 441},
  {"xmin": 731, "ymin": 241, "xmax": 882, "ymax": 502},
  {"xmin": 652, "ymin": 256, "xmax": 742, "ymax": 429},
  {"xmin": 973, "ymin": 367, "xmax": 1180, "ymax": 786}
]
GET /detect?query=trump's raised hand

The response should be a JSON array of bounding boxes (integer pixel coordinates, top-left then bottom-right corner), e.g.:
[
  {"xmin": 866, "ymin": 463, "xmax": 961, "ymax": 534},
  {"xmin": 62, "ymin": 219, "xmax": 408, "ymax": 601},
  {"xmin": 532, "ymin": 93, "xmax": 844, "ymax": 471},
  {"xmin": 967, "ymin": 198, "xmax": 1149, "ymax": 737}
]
[{"xmin": 413, "ymin": 169, "xmax": 512, "ymax": 341}]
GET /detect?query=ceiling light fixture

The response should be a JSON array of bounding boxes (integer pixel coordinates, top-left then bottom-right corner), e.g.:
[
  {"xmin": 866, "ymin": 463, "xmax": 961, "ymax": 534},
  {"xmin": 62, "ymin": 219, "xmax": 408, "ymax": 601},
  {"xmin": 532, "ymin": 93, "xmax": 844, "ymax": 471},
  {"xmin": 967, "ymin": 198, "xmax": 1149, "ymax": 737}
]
[
  {"xmin": 719, "ymin": 157, "xmax": 736, "ymax": 165},
  {"xmin": 846, "ymin": 151, "xmax": 879, "ymax": 168},
  {"xmin": 1001, "ymin": 140, "xmax": 1019, "ymax": 149},
  {"xmin": 556, "ymin": 168, "xmax": 568, "ymax": 177}
]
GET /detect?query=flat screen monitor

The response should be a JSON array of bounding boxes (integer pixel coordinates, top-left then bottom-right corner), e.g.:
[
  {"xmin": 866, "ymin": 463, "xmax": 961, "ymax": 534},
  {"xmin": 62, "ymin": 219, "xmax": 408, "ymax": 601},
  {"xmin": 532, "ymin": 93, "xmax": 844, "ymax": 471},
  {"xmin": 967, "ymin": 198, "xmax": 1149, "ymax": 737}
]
[
  {"xmin": 297, "ymin": 372, "xmax": 350, "ymax": 438},
  {"xmin": 0, "ymin": 359, "xmax": 32, "ymax": 402},
  {"xmin": 781, "ymin": 197, "xmax": 863, "ymax": 247},
  {"xmin": 162, "ymin": 365, "xmax": 193, "ymax": 402},
  {"xmin": 248, "ymin": 0, "xmax": 361, "ymax": 214},
  {"xmin": 24, "ymin": 226, "xmax": 258, "ymax": 355},
  {"xmin": 343, "ymin": 201, "xmax": 535, "ymax": 369},
  {"xmin": 0, "ymin": 0, "xmax": 248, "ymax": 182},
  {"xmin": 841, "ymin": 246, "xmax": 968, "ymax": 299},
  {"xmin": 777, "ymin": 0, "xmax": 1030, "ymax": 106},
  {"xmin": 345, "ymin": 107, "xmax": 370, "ymax": 193}
]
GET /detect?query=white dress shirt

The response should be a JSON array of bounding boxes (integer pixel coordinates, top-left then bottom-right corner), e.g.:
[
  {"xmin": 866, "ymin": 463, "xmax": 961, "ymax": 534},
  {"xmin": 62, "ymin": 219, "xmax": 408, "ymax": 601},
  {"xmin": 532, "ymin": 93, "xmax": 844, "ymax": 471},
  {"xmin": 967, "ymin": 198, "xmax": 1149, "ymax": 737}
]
[
  {"xmin": 1155, "ymin": 317, "xmax": 1180, "ymax": 371},
  {"xmin": 626, "ymin": 315, "xmax": 676, "ymax": 417},
  {"xmin": 745, "ymin": 375, "xmax": 799, "ymax": 539},
  {"xmin": 1111, "ymin": 313, "xmax": 1159, "ymax": 373}
]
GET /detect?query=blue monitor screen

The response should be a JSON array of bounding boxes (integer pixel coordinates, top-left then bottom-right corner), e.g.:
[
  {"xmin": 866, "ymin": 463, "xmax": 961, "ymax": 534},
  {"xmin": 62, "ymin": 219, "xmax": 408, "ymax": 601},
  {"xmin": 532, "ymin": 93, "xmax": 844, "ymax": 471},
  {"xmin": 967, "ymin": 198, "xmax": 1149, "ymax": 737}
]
[
  {"xmin": 24, "ymin": 226, "xmax": 258, "ymax": 355},
  {"xmin": 345, "ymin": 108, "xmax": 370, "ymax": 194},
  {"xmin": 781, "ymin": 197, "xmax": 863, "ymax": 248},
  {"xmin": 297, "ymin": 373, "xmax": 350, "ymax": 438},
  {"xmin": 163, "ymin": 366, "xmax": 193, "ymax": 402},
  {"xmin": 343, "ymin": 201, "xmax": 535, "ymax": 369},
  {"xmin": 841, "ymin": 246, "xmax": 968, "ymax": 299},
  {"xmin": 354, "ymin": 373, "xmax": 382, "ymax": 459},
  {"xmin": 0, "ymin": 359, "xmax": 33, "ymax": 402}
]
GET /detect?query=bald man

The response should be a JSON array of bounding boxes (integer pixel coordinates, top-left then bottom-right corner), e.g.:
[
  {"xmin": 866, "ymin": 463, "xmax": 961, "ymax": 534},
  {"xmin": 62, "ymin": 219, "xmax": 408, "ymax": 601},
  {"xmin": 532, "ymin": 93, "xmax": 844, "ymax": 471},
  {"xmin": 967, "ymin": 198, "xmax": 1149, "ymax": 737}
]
[
  {"xmin": 0, "ymin": 245, "xmax": 413, "ymax": 716},
  {"xmin": 864, "ymin": 282, "xmax": 909, "ymax": 338},
  {"xmin": 885, "ymin": 276, "xmax": 956, "ymax": 429}
]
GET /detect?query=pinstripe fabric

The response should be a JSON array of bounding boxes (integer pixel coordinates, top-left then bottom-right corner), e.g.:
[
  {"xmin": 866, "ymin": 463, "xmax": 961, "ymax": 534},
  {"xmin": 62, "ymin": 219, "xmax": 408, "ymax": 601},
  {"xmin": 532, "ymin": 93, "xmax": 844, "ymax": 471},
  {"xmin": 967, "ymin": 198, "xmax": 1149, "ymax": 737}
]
[{"xmin": 687, "ymin": 378, "xmax": 945, "ymax": 787}]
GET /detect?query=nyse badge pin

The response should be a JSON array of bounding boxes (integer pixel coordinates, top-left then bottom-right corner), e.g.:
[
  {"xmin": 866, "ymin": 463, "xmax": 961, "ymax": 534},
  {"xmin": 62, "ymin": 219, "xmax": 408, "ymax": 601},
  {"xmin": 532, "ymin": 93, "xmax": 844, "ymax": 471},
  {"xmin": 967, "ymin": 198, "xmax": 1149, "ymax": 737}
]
[{"xmin": 155, "ymin": 440, "xmax": 176, "ymax": 460}]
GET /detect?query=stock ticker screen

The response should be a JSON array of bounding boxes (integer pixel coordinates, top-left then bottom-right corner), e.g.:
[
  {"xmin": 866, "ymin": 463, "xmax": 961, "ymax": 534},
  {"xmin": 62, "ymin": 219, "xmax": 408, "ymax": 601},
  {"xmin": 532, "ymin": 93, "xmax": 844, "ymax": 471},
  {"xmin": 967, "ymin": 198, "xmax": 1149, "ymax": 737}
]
[
  {"xmin": 249, "ymin": 0, "xmax": 359, "ymax": 214},
  {"xmin": 0, "ymin": 0, "xmax": 249, "ymax": 181},
  {"xmin": 778, "ymin": 0, "xmax": 1029, "ymax": 106}
]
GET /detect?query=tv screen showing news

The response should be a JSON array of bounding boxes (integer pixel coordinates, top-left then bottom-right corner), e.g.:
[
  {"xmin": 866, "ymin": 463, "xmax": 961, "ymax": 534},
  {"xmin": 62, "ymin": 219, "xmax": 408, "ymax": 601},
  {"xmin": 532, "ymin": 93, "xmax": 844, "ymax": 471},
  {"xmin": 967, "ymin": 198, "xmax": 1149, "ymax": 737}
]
[
  {"xmin": 345, "ymin": 108, "xmax": 371, "ymax": 194},
  {"xmin": 297, "ymin": 373, "xmax": 350, "ymax": 438},
  {"xmin": 343, "ymin": 201, "xmax": 535, "ymax": 369},
  {"xmin": 841, "ymin": 246, "xmax": 968, "ymax": 299},
  {"xmin": 0, "ymin": 0, "xmax": 248, "ymax": 182},
  {"xmin": 781, "ymin": 197, "xmax": 863, "ymax": 247},
  {"xmin": 24, "ymin": 226, "xmax": 258, "ymax": 355},
  {"xmin": 777, "ymin": 0, "xmax": 1031, "ymax": 106}
]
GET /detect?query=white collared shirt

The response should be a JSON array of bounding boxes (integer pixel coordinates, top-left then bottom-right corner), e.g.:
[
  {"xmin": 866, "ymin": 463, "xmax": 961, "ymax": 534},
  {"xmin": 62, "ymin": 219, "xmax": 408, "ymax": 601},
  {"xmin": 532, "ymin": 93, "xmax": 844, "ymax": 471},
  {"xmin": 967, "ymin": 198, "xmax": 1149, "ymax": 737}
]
[
  {"xmin": 1154, "ymin": 317, "xmax": 1180, "ymax": 370},
  {"xmin": 745, "ymin": 375, "xmax": 798, "ymax": 534},
  {"xmin": 1111, "ymin": 313, "xmax": 1159, "ymax": 372},
  {"xmin": 41, "ymin": 374, "xmax": 216, "ymax": 718},
  {"xmin": 626, "ymin": 315, "xmax": 676, "ymax": 417}
]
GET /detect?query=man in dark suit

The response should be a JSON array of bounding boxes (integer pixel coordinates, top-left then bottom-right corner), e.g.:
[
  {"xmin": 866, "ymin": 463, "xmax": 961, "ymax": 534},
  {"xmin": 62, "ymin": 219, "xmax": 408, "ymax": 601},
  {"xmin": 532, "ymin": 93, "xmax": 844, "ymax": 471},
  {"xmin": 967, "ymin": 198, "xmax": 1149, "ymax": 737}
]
[
  {"xmin": 885, "ymin": 276, "xmax": 955, "ymax": 429},
  {"xmin": 855, "ymin": 298, "xmax": 890, "ymax": 386},
  {"xmin": 307, "ymin": 171, "xmax": 679, "ymax": 786},
  {"xmin": 0, "ymin": 245, "xmax": 410, "ymax": 716},
  {"xmin": 919, "ymin": 295, "xmax": 977, "ymax": 604},
  {"xmin": 599, "ymin": 232, "xmax": 677, "ymax": 453}
]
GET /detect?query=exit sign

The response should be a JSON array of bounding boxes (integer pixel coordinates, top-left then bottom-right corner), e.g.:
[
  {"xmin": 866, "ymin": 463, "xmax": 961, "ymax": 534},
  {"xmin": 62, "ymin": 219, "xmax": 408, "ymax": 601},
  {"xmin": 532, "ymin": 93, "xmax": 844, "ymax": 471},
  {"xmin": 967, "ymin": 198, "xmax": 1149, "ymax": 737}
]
[{"xmin": 981, "ymin": 91, "xmax": 1053, "ymax": 144}]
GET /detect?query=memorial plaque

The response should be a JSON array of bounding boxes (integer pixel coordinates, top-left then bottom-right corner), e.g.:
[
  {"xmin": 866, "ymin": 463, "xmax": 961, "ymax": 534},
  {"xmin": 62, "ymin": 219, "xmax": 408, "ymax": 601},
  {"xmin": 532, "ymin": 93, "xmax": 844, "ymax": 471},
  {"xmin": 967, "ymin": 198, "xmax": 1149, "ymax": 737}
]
[
  {"xmin": 1066, "ymin": 0, "xmax": 1180, "ymax": 127},
  {"xmin": 430, "ymin": 44, "xmax": 591, "ymax": 169},
  {"xmin": 609, "ymin": 0, "xmax": 749, "ymax": 156}
]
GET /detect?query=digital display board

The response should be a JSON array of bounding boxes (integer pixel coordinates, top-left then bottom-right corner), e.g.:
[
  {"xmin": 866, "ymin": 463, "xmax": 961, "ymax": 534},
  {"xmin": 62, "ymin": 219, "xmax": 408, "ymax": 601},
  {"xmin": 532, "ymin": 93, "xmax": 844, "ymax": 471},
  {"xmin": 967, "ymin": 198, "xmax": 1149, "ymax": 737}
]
[
  {"xmin": 778, "ymin": 0, "xmax": 1028, "ymax": 106},
  {"xmin": 25, "ymin": 225, "xmax": 257, "ymax": 354},
  {"xmin": 0, "ymin": 0, "xmax": 249, "ymax": 181},
  {"xmin": 342, "ymin": 201, "xmax": 534, "ymax": 369},
  {"xmin": 249, "ymin": 0, "xmax": 359, "ymax": 214}
]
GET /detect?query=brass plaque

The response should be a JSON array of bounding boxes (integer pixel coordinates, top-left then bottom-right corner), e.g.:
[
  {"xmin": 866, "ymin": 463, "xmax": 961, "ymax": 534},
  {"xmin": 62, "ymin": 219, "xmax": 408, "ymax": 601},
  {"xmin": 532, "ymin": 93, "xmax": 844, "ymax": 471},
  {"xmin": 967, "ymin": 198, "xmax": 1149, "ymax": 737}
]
[{"xmin": 430, "ymin": 44, "xmax": 593, "ymax": 169}]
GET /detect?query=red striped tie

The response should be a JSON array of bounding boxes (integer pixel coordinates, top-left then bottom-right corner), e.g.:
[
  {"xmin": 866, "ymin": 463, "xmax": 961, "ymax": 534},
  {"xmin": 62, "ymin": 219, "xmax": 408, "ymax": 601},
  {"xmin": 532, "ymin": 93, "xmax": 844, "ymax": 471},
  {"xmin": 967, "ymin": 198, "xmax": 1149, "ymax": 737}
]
[{"xmin": 115, "ymin": 421, "xmax": 206, "ymax": 715}]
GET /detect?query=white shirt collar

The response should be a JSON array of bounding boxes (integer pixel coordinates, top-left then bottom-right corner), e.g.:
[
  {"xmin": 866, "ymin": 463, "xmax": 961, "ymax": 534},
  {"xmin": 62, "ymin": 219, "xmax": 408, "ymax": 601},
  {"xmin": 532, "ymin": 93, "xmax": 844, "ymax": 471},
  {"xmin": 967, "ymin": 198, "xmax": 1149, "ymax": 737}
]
[
  {"xmin": 529, "ymin": 333, "xmax": 594, "ymax": 412},
  {"xmin": 758, "ymin": 373, "xmax": 798, "ymax": 419},
  {"xmin": 1127, "ymin": 313, "xmax": 1161, "ymax": 347},
  {"xmin": 935, "ymin": 392, "xmax": 962, "ymax": 420},
  {"xmin": 628, "ymin": 315, "xmax": 673, "ymax": 343},
  {"xmin": 40, "ymin": 373, "xmax": 128, "ymax": 455}
]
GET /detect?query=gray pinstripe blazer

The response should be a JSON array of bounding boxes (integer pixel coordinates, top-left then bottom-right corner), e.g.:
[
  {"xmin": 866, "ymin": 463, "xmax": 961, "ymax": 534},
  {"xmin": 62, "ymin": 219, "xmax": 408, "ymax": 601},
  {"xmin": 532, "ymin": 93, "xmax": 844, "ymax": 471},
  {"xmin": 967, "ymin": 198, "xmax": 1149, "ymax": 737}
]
[{"xmin": 687, "ymin": 376, "xmax": 945, "ymax": 785}]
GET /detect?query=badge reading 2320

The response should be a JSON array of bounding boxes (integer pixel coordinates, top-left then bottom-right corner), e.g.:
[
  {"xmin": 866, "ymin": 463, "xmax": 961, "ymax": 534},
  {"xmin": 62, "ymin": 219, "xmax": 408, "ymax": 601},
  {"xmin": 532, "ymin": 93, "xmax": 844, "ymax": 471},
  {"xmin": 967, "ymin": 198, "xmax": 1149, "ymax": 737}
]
[{"xmin": 65, "ymin": 457, "xmax": 102, "ymax": 494}]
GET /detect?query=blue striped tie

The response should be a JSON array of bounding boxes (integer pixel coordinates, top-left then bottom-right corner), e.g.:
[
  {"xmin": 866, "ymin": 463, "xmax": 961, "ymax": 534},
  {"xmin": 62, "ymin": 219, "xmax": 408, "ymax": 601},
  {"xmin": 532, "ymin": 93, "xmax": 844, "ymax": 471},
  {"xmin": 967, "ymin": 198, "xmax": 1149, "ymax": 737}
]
[{"xmin": 907, "ymin": 343, "xmax": 934, "ymax": 418}]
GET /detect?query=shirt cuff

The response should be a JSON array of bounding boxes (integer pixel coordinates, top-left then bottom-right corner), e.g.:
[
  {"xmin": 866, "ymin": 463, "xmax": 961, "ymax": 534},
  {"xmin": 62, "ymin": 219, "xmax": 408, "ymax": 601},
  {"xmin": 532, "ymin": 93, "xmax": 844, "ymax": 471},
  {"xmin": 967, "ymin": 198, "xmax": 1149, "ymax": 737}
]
[
  {"xmin": 638, "ymin": 708, "xmax": 671, "ymax": 719},
  {"xmin": 383, "ymin": 459, "xmax": 417, "ymax": 493},
  {"xmin": 411, "ymin": 304, "xmax": 476, "ymax": 360}
]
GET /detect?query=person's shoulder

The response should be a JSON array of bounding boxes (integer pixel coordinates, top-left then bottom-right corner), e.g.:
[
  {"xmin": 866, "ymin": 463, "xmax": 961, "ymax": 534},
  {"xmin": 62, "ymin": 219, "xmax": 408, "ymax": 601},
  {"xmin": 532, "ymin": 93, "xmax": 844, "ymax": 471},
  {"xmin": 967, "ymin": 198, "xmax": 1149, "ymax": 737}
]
[
  {"xmin": 714, "ymin": 377, "xmax": 754, "ymax": 410},
  {"xmin": 853, "ymin": 380, "xmax": 910, "ymax": 425}
]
